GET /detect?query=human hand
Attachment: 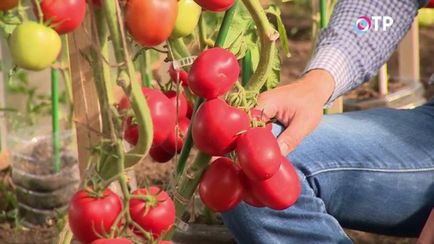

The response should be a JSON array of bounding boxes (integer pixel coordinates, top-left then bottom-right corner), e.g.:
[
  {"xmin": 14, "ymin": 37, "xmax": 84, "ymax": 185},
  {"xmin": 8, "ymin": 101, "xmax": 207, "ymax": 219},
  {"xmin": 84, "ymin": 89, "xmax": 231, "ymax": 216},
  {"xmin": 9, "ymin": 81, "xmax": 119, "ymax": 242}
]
[{"xmin": 256, "ymin": 69, "xmax": 335, "ymax": 156}]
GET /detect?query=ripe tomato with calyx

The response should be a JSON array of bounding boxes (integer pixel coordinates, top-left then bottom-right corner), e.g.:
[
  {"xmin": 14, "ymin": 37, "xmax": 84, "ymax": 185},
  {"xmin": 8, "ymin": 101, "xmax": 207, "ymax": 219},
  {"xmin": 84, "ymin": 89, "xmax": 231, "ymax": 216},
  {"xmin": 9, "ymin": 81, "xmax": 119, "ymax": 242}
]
[
  {"xmin": 129, "ymin": 187, "xmax": 175, "ymax": 239},
  {"xmin": 199, "ymin": 157, "xmax": 244, "ymax": 212},
  {"xmin": 249, "ymin": 158, "xmax": 301, "ymax": 210},
  {"xmin": 165, "ymin": 90, "xmax": 188, "ymax": 119},
  {"xmin": 68, "ymin": 188, "xmax": 122, "ymax": 244},
  {"xmin": 161, "ymin": 117, "xmax": 190, "ymax": 154},
  {"xmin": 126, "ymin": 0, "xmax": 178, "ymax": 47},
  {"xmin": 0, "ymin": 0, "xmax": 18, "ymax": 11},
  {"xmin": 119, "ymin": 88, "xmax": 176, "ymax": 146},
  {"xmin": 38, "ymin": 0, "xmax": 86, "ymax": 34},
  {"xmin": 192, "ymin": 98, "xmax": 249, "ymax": 156},
  {"xmin": 194, "ymin": 0, "xmax": 235, "ymax": 12},
  {"xmin": 10, "ymin": 21, "xmax": 61, "ymax": 71},
  {"xmin": 149, "ymin": 145, "xmax": 175, "ymax": 163},
  {"xmin": 91, "ymin": 238, "xmax": 133, "ymax": 244},
  {"xmin": 188, "ymin": 48, "xmax": 240, "ymax": 99},
  {"xmin": 236, "ymin": 127, "xmax": 281, "ymax": 181}
]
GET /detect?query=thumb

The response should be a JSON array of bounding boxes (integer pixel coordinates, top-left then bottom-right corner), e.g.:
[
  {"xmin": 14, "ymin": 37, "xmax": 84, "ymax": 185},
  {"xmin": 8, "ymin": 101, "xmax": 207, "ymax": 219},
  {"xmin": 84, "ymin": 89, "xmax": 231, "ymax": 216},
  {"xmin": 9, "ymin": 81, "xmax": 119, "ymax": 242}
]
[{"xmin": 276, "ymin": 113, "xmax": 311, "ymax": 156}]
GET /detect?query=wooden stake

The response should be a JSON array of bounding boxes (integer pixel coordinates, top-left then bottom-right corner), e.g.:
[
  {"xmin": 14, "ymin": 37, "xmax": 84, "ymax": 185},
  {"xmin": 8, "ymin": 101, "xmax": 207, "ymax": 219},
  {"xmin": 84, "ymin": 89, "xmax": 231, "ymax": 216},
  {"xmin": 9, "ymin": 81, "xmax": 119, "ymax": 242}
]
[{"xmin": 398, "ymin": 17, "xmax": 420, "ymax": 82}]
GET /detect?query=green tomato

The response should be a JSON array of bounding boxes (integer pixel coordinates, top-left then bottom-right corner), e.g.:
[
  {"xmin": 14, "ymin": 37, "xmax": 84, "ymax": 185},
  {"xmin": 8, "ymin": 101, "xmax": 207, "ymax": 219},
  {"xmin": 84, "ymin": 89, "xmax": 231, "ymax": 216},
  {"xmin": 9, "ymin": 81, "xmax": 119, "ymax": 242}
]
[
  {"xmin": 171, "ymin": 0, "xmax": 201, "ymax": 39},
  {"xmin": 10, "ymin": 21, "xmax": 61, "ymax": 71}
]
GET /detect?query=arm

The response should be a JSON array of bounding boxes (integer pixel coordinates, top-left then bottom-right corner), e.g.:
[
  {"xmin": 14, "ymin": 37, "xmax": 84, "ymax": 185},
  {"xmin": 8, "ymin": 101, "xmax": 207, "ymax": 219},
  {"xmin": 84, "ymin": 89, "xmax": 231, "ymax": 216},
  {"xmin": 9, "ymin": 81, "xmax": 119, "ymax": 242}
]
[
  {"xmin": 257, "ymin": 0, "xmax": 424, "ymax": 155},
  {"xmin": 306, "ymin": 0, "xmax": 424, "ymax": 104}
]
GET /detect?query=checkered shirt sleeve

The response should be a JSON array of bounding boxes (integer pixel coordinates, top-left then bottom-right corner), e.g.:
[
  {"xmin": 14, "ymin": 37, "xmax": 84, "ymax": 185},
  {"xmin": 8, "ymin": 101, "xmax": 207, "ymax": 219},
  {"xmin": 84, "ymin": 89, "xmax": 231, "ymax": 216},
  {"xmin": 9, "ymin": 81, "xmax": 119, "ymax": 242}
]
[{"xmin": 304, "ymin": 0, "xmax": 428, "ymax": 104}]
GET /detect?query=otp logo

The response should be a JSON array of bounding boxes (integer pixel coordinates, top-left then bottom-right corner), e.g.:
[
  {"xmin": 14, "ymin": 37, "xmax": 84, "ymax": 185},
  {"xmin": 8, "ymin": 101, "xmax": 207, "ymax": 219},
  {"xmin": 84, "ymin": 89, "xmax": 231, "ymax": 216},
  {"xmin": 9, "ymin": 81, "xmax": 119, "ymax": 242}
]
[
  {"xmin": 353, "ymin": 15, "xmax": 393, "ymax": 35},
  {"xmin": 354, "ymin": 16, "xmax": 372, "ymax": 34}
]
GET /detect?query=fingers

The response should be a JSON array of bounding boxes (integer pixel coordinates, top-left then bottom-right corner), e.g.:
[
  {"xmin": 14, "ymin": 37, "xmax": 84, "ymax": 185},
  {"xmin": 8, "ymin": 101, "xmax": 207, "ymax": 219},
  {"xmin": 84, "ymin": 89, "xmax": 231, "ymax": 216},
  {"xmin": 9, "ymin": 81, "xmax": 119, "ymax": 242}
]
[
  {"xmin": 277, "ymin": 111, "xmax": 320, "ymax": 156},
  {"xmin": 255, "ymin": 92, "xmax": 277, "ymax": 119}
]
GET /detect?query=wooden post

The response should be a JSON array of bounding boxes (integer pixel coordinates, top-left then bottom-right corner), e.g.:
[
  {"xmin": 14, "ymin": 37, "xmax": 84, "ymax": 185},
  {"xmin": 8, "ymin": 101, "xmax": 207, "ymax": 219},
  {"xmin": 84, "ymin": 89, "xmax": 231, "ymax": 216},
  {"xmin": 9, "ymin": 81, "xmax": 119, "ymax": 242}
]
[
  {"xmin": 398, "ymin": 17, "xmax": 420, "ymax": 82},
  {"xmin": 68, "ymin": 19, "xmax": 102, "ymax": 176},
  {"xmin": 0, "ymin": 40, "xmax": 10, "ymax": 170}
]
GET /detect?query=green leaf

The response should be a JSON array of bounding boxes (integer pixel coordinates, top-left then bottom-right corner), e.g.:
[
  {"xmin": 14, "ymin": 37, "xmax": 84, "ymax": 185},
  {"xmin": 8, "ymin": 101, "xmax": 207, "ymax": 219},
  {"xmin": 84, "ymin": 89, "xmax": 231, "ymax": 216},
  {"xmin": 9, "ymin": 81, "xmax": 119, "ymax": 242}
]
[
  {"xmin": 266, "ymin": 5, "xmax": 291, "ymax": 58},
  {"xmin": 264, "ymin": 48, "xmax": 281, "ymax": 91}
]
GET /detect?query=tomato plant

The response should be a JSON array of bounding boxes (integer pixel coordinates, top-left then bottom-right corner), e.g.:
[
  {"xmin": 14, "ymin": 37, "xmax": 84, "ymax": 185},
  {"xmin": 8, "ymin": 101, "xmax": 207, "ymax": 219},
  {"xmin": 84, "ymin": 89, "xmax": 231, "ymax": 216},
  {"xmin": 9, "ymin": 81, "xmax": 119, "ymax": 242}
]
[
  {"xmin": 68, "ymin": 189, "xmax": 123, "ymax": 244},
  {"xmin": 188, "ymin": 48, "xmax": 240, "ymax": 99},
  {"xmin": 249, "ymin": 158, "xmax": 301, "ymax": 210},
  {"xmin": 171, "ymin": 0, "xmax": 201, "ymax": 38},
  {"xmin": 199, "ymin": 157, "xmax": 244, "ymax": 212},
  {"xmin": 162, "ymin": 117, "xmax": 190, "ymax": 154},
  {"xmin": 236, "ymin": 127, "xmax": 281, "ymax": 181},
  {"xmin": 126, "ymin": 0, "xmax": 178, "ymax": 47},
  {"xmin": 192, "ymin": 98, "xmax": 249, "ymax": 156},
  {"xmin": 129, "ymin": 187, "xmax": 176, "ymax": 238},
  {"xmin": 10, "ymin": 21, "xmax": 61, "ymax": 71},
  {"xmin": 194, "ymin": 0, "xmax": 235, "ymax": 12},
  {"xmin": 39, "ymin": 0, "xmax": 86, "ymax": 34},
  {"xmin": 0, "ymin": 0, "xmax": 17, "ymax": 11}
]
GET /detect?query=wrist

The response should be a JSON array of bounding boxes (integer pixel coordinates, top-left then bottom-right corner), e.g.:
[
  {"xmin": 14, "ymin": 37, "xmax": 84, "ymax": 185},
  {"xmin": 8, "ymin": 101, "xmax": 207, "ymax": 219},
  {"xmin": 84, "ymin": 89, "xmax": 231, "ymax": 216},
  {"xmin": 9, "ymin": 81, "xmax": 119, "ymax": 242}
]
[{"xmin": 301, "ymin": 69, "xmax": 335, "ymax": 105}]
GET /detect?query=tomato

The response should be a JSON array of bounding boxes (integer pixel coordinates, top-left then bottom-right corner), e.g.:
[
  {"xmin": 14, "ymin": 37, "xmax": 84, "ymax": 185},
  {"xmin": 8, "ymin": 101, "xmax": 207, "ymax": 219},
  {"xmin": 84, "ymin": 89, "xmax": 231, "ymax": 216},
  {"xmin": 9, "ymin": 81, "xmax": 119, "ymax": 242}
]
[
  {"xmin": 249, "ymin": 158, "xmax": 301, "ymax": 210},
  {"xmin": 162, "ymin": 117, "xmax": 190, "ymax": 154},
  {"xmin": 149, "ymin": 145, "xmax": 175, "ymax": 163},
  {"xmin": 194, "ymin": 0, "xmax": 234, "ymax": 12},
  {"xmin": 241, "ymin": 173, "xmax": 265, "ymax": 208},
  {"xmin": 69, "ymin": 189, "xmax": 122, "ymax": 244},
  {"xmin": 192, "ymin": 99, "xmax": 249, "ymax": 156},
  {"xmin": 427, "ymin": 0, "xmax": 434, "ymax": 8},
  {"xmin": 10, "ymin": 22, "xmax": 61, "ymax": 71},
  {"xmin": 126, "ymin": 0, "xmax": 178, "ymax": 47},
  {"xmin": 171, "ymin": 0, "xmax": 201, "ymax": 38},
  {"xmin": 251, "ymin": 109, "xmax": 272, "ymax": 130},
  {"xmin": 236, "ymin": 127, "xmax": 281, "ymax": 181},
  {"xmin": 188, "ymin": 48, "xmax": 240, "ymax": 99},
  {"xmin": 168, "ymin": 64, "xmax": 189, "ymax": 87},
  {"xmin": 119, "ymin": 88, "xmax": 176, "ymax": 146},
  {"xmin": 91, "ymin": 238, "xmax": 133, "ymax": 244},
  {"xmin": 199, "ymin": 157, "xmax": 244, "ymax": 212},
  {"xmin": 39, "ymin": 0, "xmax": 86, "ymax": 34},
  {"xmin": 129, "ymin": 187, "xmax": 176, "ymax": 238},
  {"xmin": 165, "ymin": 91, "xmax": 188, "ymax": 119},
  {"xmin": 186, "ymin": 100, "xmax": 194, "ymax": 119},
  {"xmin": 0, "ymin": 0, "xmax": 17, "ymax": 11}
]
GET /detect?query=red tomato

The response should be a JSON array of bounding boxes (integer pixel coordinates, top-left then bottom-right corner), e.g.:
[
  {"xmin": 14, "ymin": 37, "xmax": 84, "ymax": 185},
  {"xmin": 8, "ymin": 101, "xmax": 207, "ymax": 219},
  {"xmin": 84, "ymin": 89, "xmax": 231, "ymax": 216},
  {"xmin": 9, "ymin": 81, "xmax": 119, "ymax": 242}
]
[
  {"xmin": 119, "ymin": 88, "xmax": 176, "ymax": 146},
  {"xmin": 186, "ymin": 100, "xmax": 194, "ymax": 119},
  {"xmin": 241, "ymin": 173, "xmax": 265, "ymax": 208},
  {"xmin": 0, "ymin": 0, "xmax": 18, "ymax": 10},
  {"xmin": 149, "ymin": 145, "xmax": 175, "ymax": 163},
  {"xmin": 169, "ymin": 64, "xmax": 188, "ymax": 87},
  {"xmin": 194, "ymin": 0, "xmax": 234, "ymax": 12},
  {"xmin": 129, "ymin": 187, "xmax": 176, "ymax": 238},
  {"xmin": 161, "ymin": 117, "xmax": 190, "ymax": 154},
  {"xmin": 91, "ymin": 238, "xmax": 132, "ymax": 244},
  {"xmin": 39, "ymin": 0, "xmax": 86, "ymax": 34},
  {"xmin": 250, "ymin": 158, "xmax": 301, "ymax": 210},
  {"xmin": 165, "ymin": 91, "xmax": 188, "ymax": 119},
  {"xmin": 199, "ymin": 157, "xmax": 244, "ymax": 212},
  {"xmin": 251, "ymin": 109, "xmax": 272, "ymax": 130},
  {"xmin": 188, "ymin": 48, "xmax": 240, "ymax": 99},
  {"xmin": 126, "ymin": 0, "xmax": 178, "ymax": 47},
  {"xmin": 427, "ymin": 0, "xmax": 434, "ymax": 7},
  {"xmin": 192, "ymin": 99, "xmax": 249, "ymax": 156},
  {"xmin": 236, "ymin": 127, "xmax": 281, "ymax": 181},
  {"xmin": 68, "ymin": 189, "xmax": 122, "ymax": 244}
]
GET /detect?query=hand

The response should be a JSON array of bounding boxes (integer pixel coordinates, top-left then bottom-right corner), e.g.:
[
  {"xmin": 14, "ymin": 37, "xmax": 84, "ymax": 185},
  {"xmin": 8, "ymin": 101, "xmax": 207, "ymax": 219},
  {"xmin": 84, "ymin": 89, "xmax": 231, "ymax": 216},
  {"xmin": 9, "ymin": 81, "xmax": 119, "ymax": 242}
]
[{"xmin": 256, "ymin": 69, "xmax": 335, "ymax": 156}]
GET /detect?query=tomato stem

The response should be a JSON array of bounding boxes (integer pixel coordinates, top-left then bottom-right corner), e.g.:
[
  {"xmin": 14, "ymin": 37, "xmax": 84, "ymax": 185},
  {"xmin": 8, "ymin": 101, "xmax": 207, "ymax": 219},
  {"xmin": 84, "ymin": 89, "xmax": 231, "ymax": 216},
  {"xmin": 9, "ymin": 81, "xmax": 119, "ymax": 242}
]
[
  {"xmin": 59, "ymin": 36, "xmax": 74, "ymax": 129},
  {"xmin": 242, "ymin": 0, "xmax": 277, "ymax": 93},
  {"xmin": 33, "ymin": 0, "xmax": 43, "ymax": 24}
]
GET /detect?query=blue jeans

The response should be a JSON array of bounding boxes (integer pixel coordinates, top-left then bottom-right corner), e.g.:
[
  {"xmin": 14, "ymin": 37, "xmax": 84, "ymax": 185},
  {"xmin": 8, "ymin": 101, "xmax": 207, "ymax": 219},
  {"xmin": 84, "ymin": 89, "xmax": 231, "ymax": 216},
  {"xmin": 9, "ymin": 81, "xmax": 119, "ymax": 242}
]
[{"xmin": 222, "ymin": 102, "xmax": 434, "ymax": 244}]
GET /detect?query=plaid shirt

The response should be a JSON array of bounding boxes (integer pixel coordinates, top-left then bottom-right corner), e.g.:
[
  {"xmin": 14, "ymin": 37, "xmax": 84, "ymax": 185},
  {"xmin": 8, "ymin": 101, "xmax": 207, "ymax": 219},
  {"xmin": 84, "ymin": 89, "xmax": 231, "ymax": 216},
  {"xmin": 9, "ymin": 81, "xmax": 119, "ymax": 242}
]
[{"xmin": 304, "ymin": 0, "xmax": 429, "ymax": 104}]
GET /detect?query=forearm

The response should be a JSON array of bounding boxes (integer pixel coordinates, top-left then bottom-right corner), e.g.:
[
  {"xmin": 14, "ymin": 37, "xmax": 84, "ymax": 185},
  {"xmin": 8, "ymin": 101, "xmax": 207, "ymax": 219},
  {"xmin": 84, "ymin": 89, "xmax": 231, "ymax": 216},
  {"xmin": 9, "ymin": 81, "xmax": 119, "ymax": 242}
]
[{"xmin": 304, "ymin": 0, "xmax": 426, "ymax": 104}]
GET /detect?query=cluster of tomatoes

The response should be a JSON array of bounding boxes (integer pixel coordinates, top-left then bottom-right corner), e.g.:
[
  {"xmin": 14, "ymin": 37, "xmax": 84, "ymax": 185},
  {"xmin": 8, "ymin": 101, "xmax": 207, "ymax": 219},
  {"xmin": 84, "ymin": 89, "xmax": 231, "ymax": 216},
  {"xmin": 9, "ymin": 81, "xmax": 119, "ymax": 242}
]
[
  {"xmin": 4, "ymin": 0, "xmax": 86, "ymax": 71},
  {"xmin": 125, "ymin": 0, "xmax": 235, "ymax": 47},
  {"xmin": 182, "ymin": 47, "xmax": 301, "ymax": 212},
  {"xmin": 68, "ymin": 186, "xmax": 175, "ymax": 244}
]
